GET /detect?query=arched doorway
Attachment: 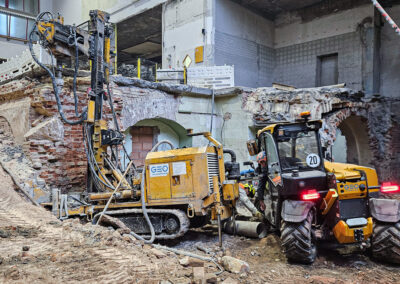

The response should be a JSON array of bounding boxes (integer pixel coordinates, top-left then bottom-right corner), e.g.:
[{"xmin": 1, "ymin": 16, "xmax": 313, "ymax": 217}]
[
  {"xmin": 332, "ymin": 115, "xmax": 373, "ymax": 167},
  {"xmin": 123, "ymin": 118, "xmax": 192, "ymax": 167},
  {"xmin": 0, "ymin": 116, "xmax": 13, "ymax": 141}
]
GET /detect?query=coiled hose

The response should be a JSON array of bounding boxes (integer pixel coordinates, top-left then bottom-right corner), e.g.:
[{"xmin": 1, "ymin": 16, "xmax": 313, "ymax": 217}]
[{"xmin": 130, "ymin": 140, "xmax": 175, "ymax": 244}]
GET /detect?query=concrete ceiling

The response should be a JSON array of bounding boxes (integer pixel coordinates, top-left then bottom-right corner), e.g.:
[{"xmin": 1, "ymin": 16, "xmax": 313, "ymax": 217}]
[
  {"xmin": 230, "ymin": 0, "xmax": 325, "ymax": 18},
  {"xmin": 117, "ymin": 5, "xmax": 162, "ymax": 63}
]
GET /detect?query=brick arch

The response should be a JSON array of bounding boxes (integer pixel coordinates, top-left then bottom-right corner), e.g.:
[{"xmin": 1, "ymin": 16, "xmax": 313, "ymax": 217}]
[
  {"xmin": 387, "ymin": 122, "xmax": 400, "ymax": 183},
  {"xmin": 322, "ymin": 107, "xmax": 373, "ymax": 167},
  {"xmin": 0, "ymin": 116, "xmax": 13, "ymax": 139}
]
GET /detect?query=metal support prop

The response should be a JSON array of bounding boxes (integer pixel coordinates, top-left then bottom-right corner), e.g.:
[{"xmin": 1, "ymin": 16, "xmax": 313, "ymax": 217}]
[
  {"xmin": 371, "ymin": 0, "xmax": 400, "ymax": 36},
  {"xmin": 114, "ymin": 24, "xmax": 117, "ymax": 75},
  {"xmin": 210, "ymin": 88, "xmax": 215, "ymax": 135},
  {"xmin": 96, "ymin": 160, "xmax": 134, "ymax": 225},
  {"xmin": 137, "ymin": 58, "xmax": 141, "ymax": 79},
  {"xmin": 218, "ymin": 214, "xmax": 222, "ymax": 247}
]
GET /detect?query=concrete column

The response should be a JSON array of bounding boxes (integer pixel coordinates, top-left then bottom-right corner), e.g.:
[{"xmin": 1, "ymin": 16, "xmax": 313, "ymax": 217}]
[{"xmin": 362, "ymin": 9, "xmax": 381, "ymax": 96}]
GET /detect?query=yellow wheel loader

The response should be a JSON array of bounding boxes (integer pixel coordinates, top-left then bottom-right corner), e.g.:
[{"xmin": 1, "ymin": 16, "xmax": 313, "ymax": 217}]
[
  {"xmin": 248, "ymin": 112, "xmax": 400, "ymax": 264},
  {"xmin": 29, "ymin": 10, "xmax": 239, "ymax": 243}
]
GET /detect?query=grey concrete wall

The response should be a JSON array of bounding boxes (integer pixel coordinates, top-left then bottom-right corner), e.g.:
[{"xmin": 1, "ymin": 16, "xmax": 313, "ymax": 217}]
[
  {"xmin": 379, "ymin": 5, "xmax": 400, "ymax": 99},
  {"xmin": 0, "ymin": 38, "xmax": 29, "ymax": 60},
  {"xmin": 162, "ymin": 0, "xmax": 214, "ymax": 69},
  {"xmin": 273, "ymin": 4, "xmax": 373, "ymax": 90},
  {"xmin": 274, "ymin": 32, "xmax": 363, "ymax": 89},
  {"xmin": 214, "ymin": 0, "xmax": 275, "ymax": 88},
  {"xmin": 52, "ymin": 0, "xmax": 82, "ymax": 25}
]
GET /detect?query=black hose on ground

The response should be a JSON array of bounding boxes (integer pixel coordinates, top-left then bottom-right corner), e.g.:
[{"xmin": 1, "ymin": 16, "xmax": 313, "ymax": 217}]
[{"xmin": 129, "ymin": 140, "xmax": 175, "ymax": 244}]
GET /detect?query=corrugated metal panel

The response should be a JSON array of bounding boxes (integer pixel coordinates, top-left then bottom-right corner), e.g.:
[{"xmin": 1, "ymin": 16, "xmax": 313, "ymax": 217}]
[{"xmin": 207, "ymin": 153, "xmax": 219, "ymax": 194}]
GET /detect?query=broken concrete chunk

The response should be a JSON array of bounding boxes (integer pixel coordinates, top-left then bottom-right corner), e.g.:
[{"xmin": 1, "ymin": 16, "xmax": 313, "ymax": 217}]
[
  {"xmin": 24, "ymin": 116, "xmax": 64, "ymax": 142},
  {"xmin": 221, "ymin": 256, "xmax": 250, "ymax": 274},
  {"xmin": 221, "ymin": 277, "xmax": 239, "ymax": 284},
  {"xmin": 179, "ymin": 256, "xmax": 205, "ymax": 267},
  {"xmin": 192, "ymin": 266, "xmax": 205, "ymax": 281},
  {"xmin": 32, "ymin": 162, "xmax": 42, "ymax": 169},
  {"xmin": 150, "ymin": 248, "xmax": 167, "ymax": 258}
]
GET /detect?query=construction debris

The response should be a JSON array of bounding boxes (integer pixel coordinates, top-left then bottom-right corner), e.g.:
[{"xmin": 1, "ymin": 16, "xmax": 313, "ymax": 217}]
[{"xmin": 221, "ymin": 256, "xmax": 250, "ymax": 274}]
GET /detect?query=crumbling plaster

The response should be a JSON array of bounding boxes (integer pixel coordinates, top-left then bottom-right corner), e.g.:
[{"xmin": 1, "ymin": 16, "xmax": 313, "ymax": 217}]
[{"xmin": 0, "ymin": 98, "xmax": 30, "ymax": 144}]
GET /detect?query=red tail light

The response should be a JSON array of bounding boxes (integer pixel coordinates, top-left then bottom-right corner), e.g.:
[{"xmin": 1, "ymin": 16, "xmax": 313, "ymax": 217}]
[
  {"xmin": 301, "ymin": 189, "xmax": 320, "ymax": 201},
  {"xmin": 381, "ymin": 182, "xmax": 400, "ymax": 193}
]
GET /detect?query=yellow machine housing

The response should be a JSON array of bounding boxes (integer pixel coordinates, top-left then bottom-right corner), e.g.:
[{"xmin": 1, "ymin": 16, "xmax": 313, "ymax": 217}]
[
  {"xmin": 145, "ymin": 145, "xmax": 239, "ymax": 218},
  {"xmin": 324, "ymin": 161, "xmax": 379, "ymax": 244}
]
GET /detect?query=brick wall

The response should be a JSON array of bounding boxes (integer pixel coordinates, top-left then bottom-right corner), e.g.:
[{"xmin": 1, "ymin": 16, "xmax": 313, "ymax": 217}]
[{"xmin": 0, "ymin": 77, "xmax": 124, "ymax": 192}]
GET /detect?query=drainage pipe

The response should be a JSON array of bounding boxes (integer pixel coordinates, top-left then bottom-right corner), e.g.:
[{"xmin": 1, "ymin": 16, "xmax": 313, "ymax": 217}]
[{"xmin": 223, "ymin": 220, "xmax": 267, "ymax": 239}]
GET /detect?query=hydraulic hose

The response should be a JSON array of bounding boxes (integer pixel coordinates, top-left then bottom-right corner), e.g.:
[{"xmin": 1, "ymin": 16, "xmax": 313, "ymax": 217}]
[
  {"xmin": 129, "ymin": 140, "xmax": 175, "ymax": 244},
  {"xmin": 129, "ymin": 173, "xmax": 155, "ymax": 244},
  {"xmin": 69, "ymin": 26, "xmax": 80, "ymax": 116},
  {"xmin": 28, "ymin": 14, "xmax": 86, "ymax": 125},
  {"xmin": 223, "ymin": 148, "xmax": 237, "ymax": 163}
]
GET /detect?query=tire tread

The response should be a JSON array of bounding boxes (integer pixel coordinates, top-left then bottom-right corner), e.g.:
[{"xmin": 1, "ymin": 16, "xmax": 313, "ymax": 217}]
[{"xmin": 280, "ymin": 211, "xmax": 316, "ymax": 264}]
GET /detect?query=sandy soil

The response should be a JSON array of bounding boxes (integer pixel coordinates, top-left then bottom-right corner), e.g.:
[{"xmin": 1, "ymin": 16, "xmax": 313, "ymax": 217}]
[{"xmin": 172, "ymin": 227, "xmax": 400, "ymax": 283}]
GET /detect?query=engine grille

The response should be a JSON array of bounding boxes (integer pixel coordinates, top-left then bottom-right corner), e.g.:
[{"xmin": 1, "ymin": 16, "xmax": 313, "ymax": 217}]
[{"xmin": 207, "ymin": 153, "xmax": 219, "ymax": 194}]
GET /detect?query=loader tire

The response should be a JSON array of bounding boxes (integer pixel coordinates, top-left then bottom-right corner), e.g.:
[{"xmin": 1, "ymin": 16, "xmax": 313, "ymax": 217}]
[
  {"xmin": 371, "ymin": 221, "xmax": 400, "ymax": 264},
  {"xmin": 280, "ymin": 211, "xmax": 316, "ymax": 264}
]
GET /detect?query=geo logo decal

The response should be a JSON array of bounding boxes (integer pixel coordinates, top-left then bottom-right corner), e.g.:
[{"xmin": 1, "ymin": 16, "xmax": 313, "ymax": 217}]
[{"xmin": 149, "ymin": 163, "xmax": 169, "ymax": 177}]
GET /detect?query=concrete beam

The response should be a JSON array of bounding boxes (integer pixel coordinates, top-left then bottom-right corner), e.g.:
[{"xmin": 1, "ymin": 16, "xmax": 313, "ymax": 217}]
[{"xmin": 109, "ymin": 0, "xmax": 168, "ymax": 23}]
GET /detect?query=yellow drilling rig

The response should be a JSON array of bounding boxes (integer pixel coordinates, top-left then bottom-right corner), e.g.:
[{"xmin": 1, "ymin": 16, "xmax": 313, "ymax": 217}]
[{"xmin": 29, "ymin": 10, "xmax": 239, "ymax": 243}]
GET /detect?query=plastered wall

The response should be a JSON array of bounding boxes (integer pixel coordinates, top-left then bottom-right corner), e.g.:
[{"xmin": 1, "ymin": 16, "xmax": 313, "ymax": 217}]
[{"xmin": 162, "ymin": 0, "xmax": 214, "ymax": 69}]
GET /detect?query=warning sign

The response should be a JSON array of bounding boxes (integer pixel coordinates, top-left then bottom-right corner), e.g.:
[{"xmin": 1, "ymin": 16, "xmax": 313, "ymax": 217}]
[
  {"xmin": 172, "ymin": 162, "xmax": 187, "ymax": 175},
  {"xmin": 149, "ymin": 163, "xmax": 169, "ymax": 177}
]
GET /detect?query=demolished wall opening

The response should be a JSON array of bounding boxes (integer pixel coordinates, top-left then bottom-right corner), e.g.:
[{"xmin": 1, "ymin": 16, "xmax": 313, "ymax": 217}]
[
  {"xmin": 0, "ymin": 116, "xmax": 13, "ymax": 138},
  {"xmin": 334, "ymin": 115, "xmax": 373, "ymax": 167},
  {"xmin": 117, "ymin": 5, "xmax": 162, "ymax": 80}
]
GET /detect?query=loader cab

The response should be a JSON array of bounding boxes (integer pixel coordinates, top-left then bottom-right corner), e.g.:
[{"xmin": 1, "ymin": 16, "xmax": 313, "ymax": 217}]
[{"xmin": 257, "ymin": 120, "xmax": 327, "ymax": 197}]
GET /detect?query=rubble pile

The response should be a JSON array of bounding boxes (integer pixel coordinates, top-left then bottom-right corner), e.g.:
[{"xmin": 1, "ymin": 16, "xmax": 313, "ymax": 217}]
[
  {"xmin": 242, "ymin": 86, "xmax": 365, "ymax": 126},
  {"xmin": 0, "ymin": 118, "xmax": 50, "ymax": 203}
]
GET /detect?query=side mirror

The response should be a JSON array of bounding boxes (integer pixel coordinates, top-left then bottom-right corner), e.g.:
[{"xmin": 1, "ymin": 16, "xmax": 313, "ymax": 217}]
[{"xmin": 246, "ymin": 140, "xmax": 258, "ymax": 156}]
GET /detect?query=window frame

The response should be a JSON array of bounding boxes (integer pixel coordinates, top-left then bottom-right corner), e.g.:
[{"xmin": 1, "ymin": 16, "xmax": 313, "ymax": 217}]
[{"xmin": 0, "ymin": 0, "xmax": 40, "ymax": 41}]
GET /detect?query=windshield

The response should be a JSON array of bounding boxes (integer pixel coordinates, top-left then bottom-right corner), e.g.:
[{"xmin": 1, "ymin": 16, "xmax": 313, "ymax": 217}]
[{"xmin": 276, "ymin": 131, "xmax": 322, "ymax": 171}]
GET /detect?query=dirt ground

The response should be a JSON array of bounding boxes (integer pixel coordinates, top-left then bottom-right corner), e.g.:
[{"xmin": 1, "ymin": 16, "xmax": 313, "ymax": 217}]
[
  {"xmin": 172, "ymin": 228, "xmax": 400, "ymax": 284},
  {"xmin": 0, "ymin": 165, "xmax": 399, "ymax": 284}
]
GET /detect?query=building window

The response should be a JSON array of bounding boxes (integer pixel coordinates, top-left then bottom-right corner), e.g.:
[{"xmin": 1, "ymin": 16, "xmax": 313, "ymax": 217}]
[
  {"xmin": 0, "ymin": 0, "xmax": 39, "ymax": 40},
  {"xmin": 316, "ymin": 53, "xmax": 338, "ymax": 87}
]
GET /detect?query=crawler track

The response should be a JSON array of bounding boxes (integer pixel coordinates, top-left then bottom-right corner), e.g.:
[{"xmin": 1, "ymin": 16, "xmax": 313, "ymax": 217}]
[{"xmin": 101, "ymin": 208, "xmax": 190, "ymax": 239}]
